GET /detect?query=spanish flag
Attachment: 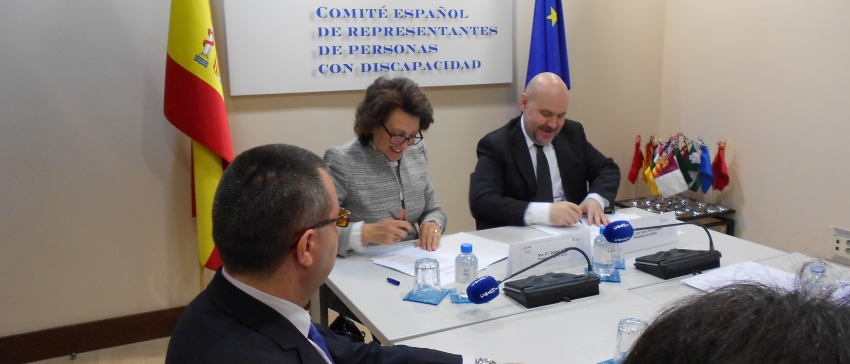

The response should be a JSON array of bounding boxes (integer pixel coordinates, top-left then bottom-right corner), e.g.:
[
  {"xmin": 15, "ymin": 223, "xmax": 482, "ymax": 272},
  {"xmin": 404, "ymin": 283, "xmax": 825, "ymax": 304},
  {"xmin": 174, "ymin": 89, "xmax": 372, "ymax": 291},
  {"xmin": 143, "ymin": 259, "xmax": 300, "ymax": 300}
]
[{"xmin": 163, "ymin": 0, "xmax": 233, "ymax": 271}]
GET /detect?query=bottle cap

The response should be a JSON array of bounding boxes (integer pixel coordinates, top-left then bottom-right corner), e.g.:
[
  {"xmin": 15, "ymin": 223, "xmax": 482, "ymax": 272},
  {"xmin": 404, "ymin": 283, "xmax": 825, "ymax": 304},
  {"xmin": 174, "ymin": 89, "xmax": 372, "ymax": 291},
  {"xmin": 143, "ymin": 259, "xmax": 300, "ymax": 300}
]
[
  {"xmin": 811, "ymin": 264, "xmax": 826, "ymax": 274},
  {"xmin": 461, "ymin": 243, "xmax": 472, "ymax": 253}
]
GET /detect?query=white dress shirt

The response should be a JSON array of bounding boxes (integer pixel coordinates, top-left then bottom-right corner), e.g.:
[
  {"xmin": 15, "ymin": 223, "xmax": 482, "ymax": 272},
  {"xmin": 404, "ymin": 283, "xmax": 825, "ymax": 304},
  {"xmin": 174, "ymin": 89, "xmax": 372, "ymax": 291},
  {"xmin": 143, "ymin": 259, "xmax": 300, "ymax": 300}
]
[{"xmin": 520, "ymin": 116, "xmax": 608, "ymax": 225}]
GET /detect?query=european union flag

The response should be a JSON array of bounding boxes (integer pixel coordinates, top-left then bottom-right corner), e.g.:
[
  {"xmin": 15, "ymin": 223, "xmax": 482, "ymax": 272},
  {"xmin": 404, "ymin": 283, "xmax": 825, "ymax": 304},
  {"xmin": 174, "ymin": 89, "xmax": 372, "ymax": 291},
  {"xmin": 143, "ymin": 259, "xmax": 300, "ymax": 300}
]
[{"xmin": 525, "ymin": 0, "xmax": 570, "ymax": 89}]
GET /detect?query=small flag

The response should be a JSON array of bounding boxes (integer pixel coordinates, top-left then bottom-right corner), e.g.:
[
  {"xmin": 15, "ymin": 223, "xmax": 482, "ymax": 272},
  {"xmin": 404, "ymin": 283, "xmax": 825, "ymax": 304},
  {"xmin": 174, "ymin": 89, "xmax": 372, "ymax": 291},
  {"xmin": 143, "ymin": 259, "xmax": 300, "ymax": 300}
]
[
  {"xmin": 687, "ymin": 141, "xmax": 701, "ymax": 192},
  {"xmin": 699, "ymin": 143, "xmax": 714, "ymax": 193},
  {"xmin": 673, "ymin": 144, "xmax": 693, "ymax": 186},
  {"xmin": 627, "ymin": 135, "xmax": 644, "ymax": 184},
  {"xmin": 644, "ymin": 140, "xmax": 667, "ymax": 196},
  {"xmin": 526, "ymin": 0, "xmax": 570, "ymax": 88},
  {"xmin": 640, "ymin": 135, "xmax": 655, "ymax": 184},
  {"xmin": 651, "ymin": 152, "xmax": 689, "ymax": 198},
  {"xmin": 712, "ymin": 140, "xmax": 730, "ymax": 191}
]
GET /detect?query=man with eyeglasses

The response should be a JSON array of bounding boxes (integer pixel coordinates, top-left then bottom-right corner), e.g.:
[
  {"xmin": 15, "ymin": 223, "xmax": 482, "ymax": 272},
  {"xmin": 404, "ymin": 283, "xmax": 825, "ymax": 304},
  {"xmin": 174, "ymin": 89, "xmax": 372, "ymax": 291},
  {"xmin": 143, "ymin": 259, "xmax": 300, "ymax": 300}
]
[
  {"xmin": 469, "ymin": 72, "xmax": 620, "ymax": 230},
  {"xmin": 166, "ymin": 144, "xmax": 468, "ymax": 363}
]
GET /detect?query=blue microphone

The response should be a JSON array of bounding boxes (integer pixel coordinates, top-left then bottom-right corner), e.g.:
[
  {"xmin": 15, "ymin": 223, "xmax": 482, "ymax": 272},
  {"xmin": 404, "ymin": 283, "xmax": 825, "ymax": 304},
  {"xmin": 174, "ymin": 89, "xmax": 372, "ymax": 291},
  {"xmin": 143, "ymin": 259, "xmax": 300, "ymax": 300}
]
[
  {"xmin": 601, "ymin": 220, "xmax": 635, "ymax": 243},
  {"xmin": 466, "ymin": 276, "xmax": 501, "ymax": 304},
  {"xmin": 466, "ymin": 247, "xmax": 594, "ymax": 304}
]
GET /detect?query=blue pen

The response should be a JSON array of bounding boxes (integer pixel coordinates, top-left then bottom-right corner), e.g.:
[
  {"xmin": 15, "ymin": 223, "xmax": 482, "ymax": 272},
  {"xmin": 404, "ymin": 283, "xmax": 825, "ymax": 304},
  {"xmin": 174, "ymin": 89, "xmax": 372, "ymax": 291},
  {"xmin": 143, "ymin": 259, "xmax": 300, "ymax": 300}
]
[{"xmin": 386, "ymin": 278, "xmax": 400, "ymax": 286}]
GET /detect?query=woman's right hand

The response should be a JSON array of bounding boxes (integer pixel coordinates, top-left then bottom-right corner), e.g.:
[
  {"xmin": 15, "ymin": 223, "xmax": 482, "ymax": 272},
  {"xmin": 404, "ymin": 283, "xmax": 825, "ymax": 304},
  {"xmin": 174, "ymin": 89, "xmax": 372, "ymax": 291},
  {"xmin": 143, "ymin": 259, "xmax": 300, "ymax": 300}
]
[{"xmin": 362, "ymin": 218, "xmax": 414, "ymax": 245}]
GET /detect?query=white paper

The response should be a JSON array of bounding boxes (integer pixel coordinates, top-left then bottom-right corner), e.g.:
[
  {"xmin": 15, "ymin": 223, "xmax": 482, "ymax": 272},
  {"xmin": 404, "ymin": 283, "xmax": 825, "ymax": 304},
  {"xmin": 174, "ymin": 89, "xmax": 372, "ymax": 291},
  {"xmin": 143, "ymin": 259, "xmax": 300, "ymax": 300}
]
[
  {"xmin": 370, "ymin": 232, "xmax": 509, "ymax": 287},
  {"xmin": 371, "ymin": 247, "xmax": 457, "ymax": 286},
  {"xmin": 530, "ymin": 212, "xmax": 641, "ymax": 240},
  {"xmin": 433, "ymin": 232, "xmax": 509, "ymax": 269},
  {"xmin": 682, "ymin": 261, "xmax": 797, "ymax": 292}
]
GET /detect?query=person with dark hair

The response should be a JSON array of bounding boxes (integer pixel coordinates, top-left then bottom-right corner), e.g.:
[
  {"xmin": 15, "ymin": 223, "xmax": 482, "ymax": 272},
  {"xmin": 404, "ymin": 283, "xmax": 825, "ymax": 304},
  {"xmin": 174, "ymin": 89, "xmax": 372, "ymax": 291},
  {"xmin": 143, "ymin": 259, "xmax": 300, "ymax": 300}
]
[
  {"xmin": 165, "ymin": 144, "xmax": 469, "ymax": 364},
  {"xmin": 623, "ymin": 282, "xmax": 850, "ymax": 364},
  {"xmin": 324, "ymin": 76, "xmax": 445, "ymax": 257},
  {"xmin": 469, "ymin": 72, "xmax": 620, "ymax": 230}
]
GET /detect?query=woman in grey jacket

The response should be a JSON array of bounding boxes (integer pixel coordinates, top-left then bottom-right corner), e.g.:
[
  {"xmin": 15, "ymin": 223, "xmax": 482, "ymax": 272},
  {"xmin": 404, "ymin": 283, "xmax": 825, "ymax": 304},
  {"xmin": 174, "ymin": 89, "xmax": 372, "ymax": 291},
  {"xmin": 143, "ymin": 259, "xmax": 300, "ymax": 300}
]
[{"xmin": 323, "ymin": 76, "xmax": 446, "ymax": 258}]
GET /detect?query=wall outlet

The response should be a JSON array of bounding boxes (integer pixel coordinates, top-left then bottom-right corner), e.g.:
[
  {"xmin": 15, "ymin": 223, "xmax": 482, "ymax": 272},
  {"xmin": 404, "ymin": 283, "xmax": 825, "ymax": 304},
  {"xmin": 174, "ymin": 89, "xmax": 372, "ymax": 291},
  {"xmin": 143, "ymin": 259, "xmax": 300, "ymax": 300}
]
[{"xmin": 830, "ymin": 226, "xmax": 850, "ymax": 266}]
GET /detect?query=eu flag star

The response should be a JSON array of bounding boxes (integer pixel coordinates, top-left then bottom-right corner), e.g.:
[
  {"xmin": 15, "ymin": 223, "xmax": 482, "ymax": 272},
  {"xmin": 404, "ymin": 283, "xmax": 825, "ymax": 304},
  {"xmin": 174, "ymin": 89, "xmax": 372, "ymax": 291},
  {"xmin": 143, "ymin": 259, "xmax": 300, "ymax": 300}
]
[{"xmin": 547, "ymin": 7, "xmax": 558, "ymax": 26}]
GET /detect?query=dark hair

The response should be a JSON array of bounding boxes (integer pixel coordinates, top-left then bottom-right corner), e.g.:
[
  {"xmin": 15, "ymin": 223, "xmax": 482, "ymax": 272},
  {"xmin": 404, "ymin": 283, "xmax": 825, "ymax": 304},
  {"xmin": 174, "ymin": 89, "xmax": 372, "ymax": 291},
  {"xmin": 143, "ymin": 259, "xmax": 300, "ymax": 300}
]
[
  {"xmin": 624, "ymin": 282, "xmax": 850, "ymax": 364},
  {"xmin": 212, "ymin": 144, "xmax": 331, "ymax": 277},
  {"xmin": 354, "ymin": 76, "xmax": 434, "ymax": 146}
]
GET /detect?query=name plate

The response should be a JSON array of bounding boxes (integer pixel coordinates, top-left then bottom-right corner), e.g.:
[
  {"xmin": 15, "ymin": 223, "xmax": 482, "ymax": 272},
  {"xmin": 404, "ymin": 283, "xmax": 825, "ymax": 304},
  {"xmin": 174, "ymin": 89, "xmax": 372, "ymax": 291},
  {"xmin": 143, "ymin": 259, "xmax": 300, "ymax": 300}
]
[
  {"xmin": 619, "ymin": 212, "xmax": 678, "ymax": 254},
  {"xmin": 507, "ymin": 226, "xmax": 591, "ymax": 278}
]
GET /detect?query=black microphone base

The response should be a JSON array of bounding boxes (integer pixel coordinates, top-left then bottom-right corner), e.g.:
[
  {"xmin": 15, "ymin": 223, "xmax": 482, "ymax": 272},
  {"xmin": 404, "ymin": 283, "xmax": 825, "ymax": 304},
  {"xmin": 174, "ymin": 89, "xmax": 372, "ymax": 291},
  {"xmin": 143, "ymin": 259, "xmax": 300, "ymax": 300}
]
[
  {"xmin": 503, "ymin": 272, "xmax": 600, "ymax": 309},
  {"xmin": 634, "ymin": 249, "xmax": 722, "ymax": 280}
]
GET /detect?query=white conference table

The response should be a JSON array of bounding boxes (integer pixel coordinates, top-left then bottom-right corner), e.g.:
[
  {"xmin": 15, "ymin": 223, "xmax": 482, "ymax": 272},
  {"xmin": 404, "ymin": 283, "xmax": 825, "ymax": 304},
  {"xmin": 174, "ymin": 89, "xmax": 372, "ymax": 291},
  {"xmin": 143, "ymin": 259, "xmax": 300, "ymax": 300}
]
[
  {"xmin": 395, "ymin": 252, "xmax": 841, "ymax": 363},
  {"xmin": 324, "ymin": 208, "xmax": 787, "ymax": 345},
  {"xmin": 629, "ymin": 251, "xmax": 850, "ymax": 307}
]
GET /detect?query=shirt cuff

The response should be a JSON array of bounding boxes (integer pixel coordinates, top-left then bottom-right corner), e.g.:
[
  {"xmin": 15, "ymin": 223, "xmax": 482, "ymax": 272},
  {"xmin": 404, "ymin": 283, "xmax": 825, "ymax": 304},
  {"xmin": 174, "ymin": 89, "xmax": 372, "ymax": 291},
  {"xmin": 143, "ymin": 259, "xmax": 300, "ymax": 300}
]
[
  {"xmin": 585, "ymin": 193, "xmax": 609, "ymax": 209},
  {"xmin": 523, "ymin": 202, "xmax": 552, "ymax": 225},
  {"xmin": 348, "ymin": 221, "xmax": 366, "ymax": 253},
  {"xmin": 461, "ymin": 356, "xmax": 474, "ymax": 364}
]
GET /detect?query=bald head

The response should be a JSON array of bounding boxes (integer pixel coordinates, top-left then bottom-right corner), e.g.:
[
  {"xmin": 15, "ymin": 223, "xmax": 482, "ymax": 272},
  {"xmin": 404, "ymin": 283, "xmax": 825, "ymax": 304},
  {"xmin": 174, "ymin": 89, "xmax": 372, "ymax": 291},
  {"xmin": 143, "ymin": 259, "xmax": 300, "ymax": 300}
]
[
  {"xmin": 520, "ymin": 72, "xmax": 569, "ymax": 145},
  {"xmin": 524, "ymin": 72, "xmax": 569, "ymax": 104}
]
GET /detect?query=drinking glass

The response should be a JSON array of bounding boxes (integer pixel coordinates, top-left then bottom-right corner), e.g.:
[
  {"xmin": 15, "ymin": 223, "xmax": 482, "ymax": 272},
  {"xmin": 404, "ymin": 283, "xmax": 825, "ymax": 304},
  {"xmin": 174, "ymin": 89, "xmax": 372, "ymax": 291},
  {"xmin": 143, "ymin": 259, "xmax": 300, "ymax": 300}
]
[{"xmin": 615, "ymin": 318, "xmax": 649, "ymax": 363}]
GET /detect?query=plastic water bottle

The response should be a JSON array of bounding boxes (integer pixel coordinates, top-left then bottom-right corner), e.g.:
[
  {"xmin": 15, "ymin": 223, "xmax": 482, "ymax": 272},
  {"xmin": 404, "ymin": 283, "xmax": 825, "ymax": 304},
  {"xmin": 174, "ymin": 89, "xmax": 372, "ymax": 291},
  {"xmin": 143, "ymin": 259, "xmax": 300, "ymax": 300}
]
[
  {"xmin": 803, "ymin": 264, "xmax": 830, "ymax": 298},
  {"xmin": 455, "ymin": 243, "xmax": 478, "ymax": 298},
  {"xmin": 592, "ymin": 227, "xmax": 617, "ymax": 277}
]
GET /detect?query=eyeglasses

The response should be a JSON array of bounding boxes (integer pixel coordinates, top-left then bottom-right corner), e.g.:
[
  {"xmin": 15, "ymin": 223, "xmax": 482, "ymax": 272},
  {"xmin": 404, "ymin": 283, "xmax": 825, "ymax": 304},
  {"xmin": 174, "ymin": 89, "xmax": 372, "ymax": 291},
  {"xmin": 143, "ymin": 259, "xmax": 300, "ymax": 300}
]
[
  {"xmin": 381, "ymin": 123, "xmax": 423, "ymax": 146},
  {"xmin": 307, "ymin": 208, "xmax": 351, "ymax": 230}
]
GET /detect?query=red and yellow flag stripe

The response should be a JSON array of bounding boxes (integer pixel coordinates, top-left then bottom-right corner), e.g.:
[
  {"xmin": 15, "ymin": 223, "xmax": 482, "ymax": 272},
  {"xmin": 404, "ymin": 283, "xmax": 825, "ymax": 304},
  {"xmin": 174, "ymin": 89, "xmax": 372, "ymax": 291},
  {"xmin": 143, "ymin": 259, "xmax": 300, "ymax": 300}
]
[{"xmin": 164, "ymin": 0, "xmax": 233, "ymax": 270}]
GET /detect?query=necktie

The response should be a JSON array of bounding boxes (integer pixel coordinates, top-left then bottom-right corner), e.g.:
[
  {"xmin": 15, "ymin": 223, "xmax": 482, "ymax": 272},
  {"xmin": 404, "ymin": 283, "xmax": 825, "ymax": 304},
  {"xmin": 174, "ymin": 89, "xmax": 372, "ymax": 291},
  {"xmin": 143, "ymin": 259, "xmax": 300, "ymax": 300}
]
[
  {"xmin": 307, "ymin": 323, "xmax": 335, "ymax": 364},
  {"xmin": 535, "ymin": 145, "xmax": 554, "ymax": 202}
]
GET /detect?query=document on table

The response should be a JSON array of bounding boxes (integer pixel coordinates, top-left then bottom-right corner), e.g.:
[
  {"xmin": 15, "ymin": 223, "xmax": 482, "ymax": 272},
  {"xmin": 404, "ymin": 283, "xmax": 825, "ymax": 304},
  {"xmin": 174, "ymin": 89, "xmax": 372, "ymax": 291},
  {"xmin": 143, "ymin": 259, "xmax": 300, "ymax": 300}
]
[
  {"xmin": 530, "ymin": 212, "xmax": 642, "ymax": 239},
  {"xmin": 371, "ymin": 232, "xmax": 509, "ymax": 287},
  {"xmin": 682, "ymin": 261, "xmax": 796, "ymax": 292}
]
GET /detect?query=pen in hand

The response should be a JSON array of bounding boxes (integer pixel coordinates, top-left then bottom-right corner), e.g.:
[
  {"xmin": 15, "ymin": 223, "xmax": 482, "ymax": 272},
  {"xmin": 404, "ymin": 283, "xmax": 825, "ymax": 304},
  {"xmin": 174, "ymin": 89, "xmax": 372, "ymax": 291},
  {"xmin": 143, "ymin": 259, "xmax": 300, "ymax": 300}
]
[{"xmin": 387, "ymin": 209, "xmax": 415, "ymax": 240}]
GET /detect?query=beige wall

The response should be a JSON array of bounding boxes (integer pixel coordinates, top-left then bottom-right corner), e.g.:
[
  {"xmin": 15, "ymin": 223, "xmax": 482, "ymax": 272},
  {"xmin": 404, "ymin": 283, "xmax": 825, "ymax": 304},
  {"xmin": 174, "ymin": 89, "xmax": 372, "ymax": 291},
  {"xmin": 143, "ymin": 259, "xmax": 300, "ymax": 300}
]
[
  {"xmin": 1, "ymin": 0, "xmax": 662, "ymax": 337},
  {"xmin": 659, "ymin": 1, "xmax": 850, "ymax": 257}
]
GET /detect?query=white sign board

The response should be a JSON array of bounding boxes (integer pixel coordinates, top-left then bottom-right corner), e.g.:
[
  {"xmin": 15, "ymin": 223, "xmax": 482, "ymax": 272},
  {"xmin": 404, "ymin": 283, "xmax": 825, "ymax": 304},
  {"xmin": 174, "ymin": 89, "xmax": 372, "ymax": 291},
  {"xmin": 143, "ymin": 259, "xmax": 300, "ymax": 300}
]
[
  {"xmin": 507, "ymin": 226, "xmax": 591, "ymax": 278},
  {"xmin": 222, "ymin": 0, "xmax": 514, "ymax": 95},
  {"xmin": 620, "ymin": 212, "xmax": 679, "ymax": 254}
]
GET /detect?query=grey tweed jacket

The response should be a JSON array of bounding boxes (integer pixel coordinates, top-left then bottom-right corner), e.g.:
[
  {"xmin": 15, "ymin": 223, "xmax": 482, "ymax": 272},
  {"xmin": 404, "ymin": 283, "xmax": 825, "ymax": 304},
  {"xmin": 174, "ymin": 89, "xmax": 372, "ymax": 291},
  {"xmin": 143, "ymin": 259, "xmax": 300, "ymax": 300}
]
[{"xmin": 323, "ymin": 138, "xmax": 447, "ymax": 257}]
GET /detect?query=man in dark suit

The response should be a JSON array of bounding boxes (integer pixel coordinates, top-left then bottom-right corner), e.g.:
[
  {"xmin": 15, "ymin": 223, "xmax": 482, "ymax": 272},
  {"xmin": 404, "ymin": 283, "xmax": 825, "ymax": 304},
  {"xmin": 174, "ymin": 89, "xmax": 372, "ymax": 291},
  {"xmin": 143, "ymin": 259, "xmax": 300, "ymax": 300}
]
[
  {"xmin": 469, "ymin": 72, "xmax": 620, "ymax": 230},
  {"xmin": 166, "ymin": 144, "xmax": 467, "ymax": 363}
]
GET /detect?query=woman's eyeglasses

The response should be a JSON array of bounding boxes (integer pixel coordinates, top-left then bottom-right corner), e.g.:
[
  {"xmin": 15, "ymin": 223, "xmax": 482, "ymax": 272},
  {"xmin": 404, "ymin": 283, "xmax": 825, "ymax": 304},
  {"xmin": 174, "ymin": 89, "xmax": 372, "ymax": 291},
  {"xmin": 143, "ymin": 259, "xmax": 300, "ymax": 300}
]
[{"xmin": 381, "ymin": 124, "xmax": 423, "ymax": 146}]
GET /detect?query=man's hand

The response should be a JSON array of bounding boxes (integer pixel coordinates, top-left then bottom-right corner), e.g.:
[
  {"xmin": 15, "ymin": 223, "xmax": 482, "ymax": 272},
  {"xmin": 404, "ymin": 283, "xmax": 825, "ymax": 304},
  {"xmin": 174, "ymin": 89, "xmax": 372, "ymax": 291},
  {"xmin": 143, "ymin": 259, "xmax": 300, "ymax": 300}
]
[
  {"xmin": 580, "ymin": 198, "xmax": 609, "ymax": 226},
  {"xmin": 362, "ymin": 209, "xmax": 413, "ymax": 245},
  {"xmin": 416, "ymin": 221, "xmax": 442, "ymax": 251},
  {"xmin": 549, "ymin": 201, "xmax": 583, "ymax": 226}
]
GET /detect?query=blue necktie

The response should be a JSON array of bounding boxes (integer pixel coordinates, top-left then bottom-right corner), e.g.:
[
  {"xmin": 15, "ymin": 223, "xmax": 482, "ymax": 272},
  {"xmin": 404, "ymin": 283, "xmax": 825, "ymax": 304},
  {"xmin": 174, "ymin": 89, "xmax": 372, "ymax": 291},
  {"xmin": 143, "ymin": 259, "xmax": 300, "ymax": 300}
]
[{"xmin": 307, "ymin": 323, "xmax": 335, "ymax": 364}]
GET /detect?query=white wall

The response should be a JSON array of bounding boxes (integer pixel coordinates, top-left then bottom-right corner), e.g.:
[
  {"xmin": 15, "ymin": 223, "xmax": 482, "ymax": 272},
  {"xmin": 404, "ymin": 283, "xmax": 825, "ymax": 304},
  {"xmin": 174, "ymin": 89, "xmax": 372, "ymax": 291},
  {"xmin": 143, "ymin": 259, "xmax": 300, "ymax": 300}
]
[
  {"xmin": 659, "ymin": 0, "xmax": 850, "ymax": 257},
  {"xmin": 0, "ymin": 0, "xmax": 662, "ymax": 336}
]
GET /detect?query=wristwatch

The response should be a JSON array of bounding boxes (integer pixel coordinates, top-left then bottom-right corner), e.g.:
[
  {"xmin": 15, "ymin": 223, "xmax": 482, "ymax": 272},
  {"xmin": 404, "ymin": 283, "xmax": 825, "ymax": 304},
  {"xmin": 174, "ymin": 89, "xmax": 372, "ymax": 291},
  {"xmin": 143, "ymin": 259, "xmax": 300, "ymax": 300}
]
[{"xmin": 475, "ymin": 358, "xmax": 496, "ymax": 364}]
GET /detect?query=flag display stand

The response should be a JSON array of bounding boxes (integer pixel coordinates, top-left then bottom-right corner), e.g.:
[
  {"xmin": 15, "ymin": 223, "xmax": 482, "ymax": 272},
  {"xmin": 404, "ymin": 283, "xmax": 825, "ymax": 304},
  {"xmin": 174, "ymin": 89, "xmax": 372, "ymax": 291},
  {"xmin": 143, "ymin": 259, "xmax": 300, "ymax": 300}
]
[{"xmin": 614, "ymin": 196, "xmax": 736, "ymax": 236}]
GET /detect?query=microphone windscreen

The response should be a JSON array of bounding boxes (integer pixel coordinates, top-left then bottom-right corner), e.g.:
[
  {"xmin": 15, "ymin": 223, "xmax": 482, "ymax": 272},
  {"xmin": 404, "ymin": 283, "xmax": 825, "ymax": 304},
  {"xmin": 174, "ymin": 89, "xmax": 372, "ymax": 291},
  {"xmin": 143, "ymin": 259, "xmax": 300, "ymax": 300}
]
[
  {"xmin": 601, "ymin": 220, "xmax": 635, "ymax": 243},
  {"xmin": 466, "ymin": 275, "xmax": 500, "ymax": 304}
]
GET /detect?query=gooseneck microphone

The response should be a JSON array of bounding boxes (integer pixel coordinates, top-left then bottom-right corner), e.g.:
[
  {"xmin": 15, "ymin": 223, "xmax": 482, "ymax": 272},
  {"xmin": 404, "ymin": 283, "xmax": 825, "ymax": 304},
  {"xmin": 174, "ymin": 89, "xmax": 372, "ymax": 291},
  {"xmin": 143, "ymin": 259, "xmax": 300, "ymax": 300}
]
[
  {"xmin": 466, "ymin": 247, "xmax": 593, "ymax": 304},
  {"xmin": 603, "ymin": 220, "xmax": 721, "ymax": 280},
  {"xmin": 601, "ymin": 220, "xmax": 715, "ymax": 251}
]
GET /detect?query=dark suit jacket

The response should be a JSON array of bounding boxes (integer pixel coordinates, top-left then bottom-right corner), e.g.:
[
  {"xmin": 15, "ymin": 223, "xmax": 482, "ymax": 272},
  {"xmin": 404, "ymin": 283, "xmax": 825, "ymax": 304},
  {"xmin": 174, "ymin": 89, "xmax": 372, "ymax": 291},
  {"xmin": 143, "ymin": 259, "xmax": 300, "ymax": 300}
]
[
  {"xmin": 166, "ymin": 270, "xmax": 462, "ymax": 364},
  {"xmin": 469, "ymin": 116, "xmax": 620, "ymax": 230}
]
